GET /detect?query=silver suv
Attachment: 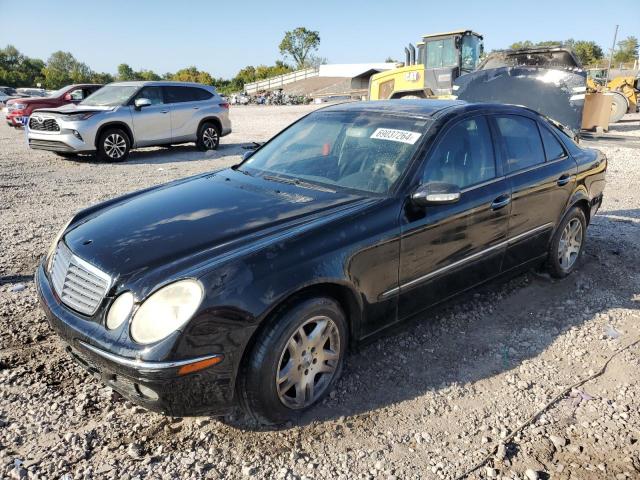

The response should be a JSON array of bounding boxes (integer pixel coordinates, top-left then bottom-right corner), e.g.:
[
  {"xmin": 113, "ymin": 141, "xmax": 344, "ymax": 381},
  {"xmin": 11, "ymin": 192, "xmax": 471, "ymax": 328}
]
[{"xmin": 27, "ymin": 81, "xmax": 232, "ymax": 161}]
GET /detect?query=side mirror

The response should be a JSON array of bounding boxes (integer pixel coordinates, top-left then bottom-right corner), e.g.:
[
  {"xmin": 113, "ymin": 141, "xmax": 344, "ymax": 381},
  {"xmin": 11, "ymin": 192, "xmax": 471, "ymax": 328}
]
[
  {"xmin": 63, "ymin": 93, "xmax": 72, "ymax": 101},
  {"xmin": 242, "ymin": 150, "xmax": 255, "ymax": 161},
  {"xmin": 134, "ymin": 98, "xmax": 152, "ymax": 110},
  {"xmin": 411, "ymin": 182, "xmax": 461, "ymax": 207}
]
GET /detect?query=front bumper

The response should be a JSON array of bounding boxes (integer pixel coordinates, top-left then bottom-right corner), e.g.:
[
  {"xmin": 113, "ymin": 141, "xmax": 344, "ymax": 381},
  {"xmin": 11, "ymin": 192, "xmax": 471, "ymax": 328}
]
[
  {"xmin": 35, "ymin": 262, "xmax": 236, "ymax": 416},
  {"xmin": 27, "ymin": 129, "xmax": 95, "ymax": 153}
]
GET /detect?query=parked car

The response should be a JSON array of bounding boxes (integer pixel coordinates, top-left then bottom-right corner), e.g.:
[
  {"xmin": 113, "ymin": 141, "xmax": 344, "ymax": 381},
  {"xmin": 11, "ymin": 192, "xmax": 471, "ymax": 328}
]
[
  {"xmin": 35, "ymin": 100, "xmax": 606, "ymax": 423},
  {"xmin": 27, "ymin": 81, "xmax": 231, "ymax": 161},
  {"xmin": 16, "ymin": 87, "xmax": 47, "ymax": 97},
  {"xmin": 0, "ymin": 86, "xmax": 22, "ymax": 112},
  {"xmin": 6, "ymin": 84, "xmax": 102, "ymax": 128}
]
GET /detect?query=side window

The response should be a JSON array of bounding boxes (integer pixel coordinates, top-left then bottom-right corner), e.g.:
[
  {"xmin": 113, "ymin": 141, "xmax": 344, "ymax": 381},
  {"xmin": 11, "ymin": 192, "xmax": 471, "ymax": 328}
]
[
  {"xmin": 164, "ymin": 86, "xmax": 191, "ymax": 103},
  {"xmin": 192, "ymin": 88, "xmax": 213, "ymax": 101},
  {"xmin": 539, "ymin": 124, "xmax": 567, "ymax": 161},
  {"xmin": 69, "ymin": 89, "xmax": 84, "ymax": 100},
  {"xmin": 422, "ymin": 116, "xmax": 496, "ymax": 188},
  {"xmin": 495, "ymin": 116, "xmax": 545, "ymax": 172},
  {"xmin": 136, "ymin": 86, "xmax": 164, "ymax": 105}
]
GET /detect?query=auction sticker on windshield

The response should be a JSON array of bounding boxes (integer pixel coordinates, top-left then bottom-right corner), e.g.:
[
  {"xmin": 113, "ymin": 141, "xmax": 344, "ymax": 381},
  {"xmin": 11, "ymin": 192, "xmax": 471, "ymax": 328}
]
[{"xmin": 370, "ymin": 128, "xmax": 422, "ymax": 144}]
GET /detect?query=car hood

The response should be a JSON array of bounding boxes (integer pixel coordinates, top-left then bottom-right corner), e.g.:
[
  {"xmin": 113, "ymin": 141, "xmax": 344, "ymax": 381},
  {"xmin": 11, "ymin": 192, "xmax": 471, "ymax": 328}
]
[
  {"xmin": 63, "ymin": 169, "xmax": 372, "ymax": 287},
  {"xmin": 35, "ymin": 104, "xmax": 115, "ymax": 114}
]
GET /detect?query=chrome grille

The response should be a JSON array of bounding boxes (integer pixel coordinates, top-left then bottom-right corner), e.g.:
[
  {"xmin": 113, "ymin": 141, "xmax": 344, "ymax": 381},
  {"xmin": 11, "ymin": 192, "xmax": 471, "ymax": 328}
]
[
  {"xmin": 29, "ymin": 116, "xmax": 60, "ymax": 132},
  {"xmin": 50, "ymin": 242, "xmax": 111, "ymax": 316}
]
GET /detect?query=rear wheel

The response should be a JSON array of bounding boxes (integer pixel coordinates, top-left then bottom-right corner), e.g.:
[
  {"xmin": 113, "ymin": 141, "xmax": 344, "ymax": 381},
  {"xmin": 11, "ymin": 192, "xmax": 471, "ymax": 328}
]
[
  {"xmin": 196, "ymin": 122, "xmax": 220, "ymax": 151},
  {"xmin": 547, "ymin": 207, "xmax": 586, "ymax": 278},
  {"xmin": 97, "ymin": 128, "xmax": 130, "ymax": 162},
  {"xmin": 609, "ymin": 91, "xmax": 628, "ymax": 123},
  {"xmin": 239, "ymin": 297, "xmax": 347, "ymax": 424}
]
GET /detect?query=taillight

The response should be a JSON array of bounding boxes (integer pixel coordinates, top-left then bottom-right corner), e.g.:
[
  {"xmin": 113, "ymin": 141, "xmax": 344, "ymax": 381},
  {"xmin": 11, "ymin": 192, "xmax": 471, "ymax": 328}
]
[{"xmin": 219, "ymin": 102, "xmax": 229, "ymax": 109}]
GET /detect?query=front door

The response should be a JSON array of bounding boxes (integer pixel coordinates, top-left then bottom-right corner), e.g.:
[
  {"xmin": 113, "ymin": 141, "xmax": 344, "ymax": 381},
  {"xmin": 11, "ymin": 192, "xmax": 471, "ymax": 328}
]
[
  {"xmin": 130, "ymin": 86, "xmax": 172, "ymax": 146},
  {"xmin": 491, "ymin": 114, "xmax": 577, "ymax": 271},
  {"xmin": 398, "ymin": 115, "xmax": 510, "ymax": 319}
]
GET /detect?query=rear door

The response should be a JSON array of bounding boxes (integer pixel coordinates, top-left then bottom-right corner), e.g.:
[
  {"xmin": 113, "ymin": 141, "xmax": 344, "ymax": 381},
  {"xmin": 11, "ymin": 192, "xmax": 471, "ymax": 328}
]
[
  {"xmin": 165, "ymin": 86, "xmax": 213, "ymax": 142},
  {"xmin": 130, "ymin": 86, "xmax": 172, "ymax": 146},
  {"xmin": 492, "ymin": 114, "xmax": 577, "ymax": 271},
  {"xmin": 398, "ymin": 115, "xmax": 510, "ymax": 319}
]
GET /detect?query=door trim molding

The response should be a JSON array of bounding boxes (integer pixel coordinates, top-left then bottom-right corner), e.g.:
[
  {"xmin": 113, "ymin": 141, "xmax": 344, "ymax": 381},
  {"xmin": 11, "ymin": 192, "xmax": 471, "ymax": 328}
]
[{"xmin": 383, "ymin": 222, "xmax": 554, "ymax": 298}]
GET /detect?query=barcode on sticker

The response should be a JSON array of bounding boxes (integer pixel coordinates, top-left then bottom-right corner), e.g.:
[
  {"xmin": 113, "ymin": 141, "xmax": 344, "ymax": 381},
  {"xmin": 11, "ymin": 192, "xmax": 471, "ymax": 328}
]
[{"xmin": 370, "ymin": 128, "xmax": 421, "ymax": 144}]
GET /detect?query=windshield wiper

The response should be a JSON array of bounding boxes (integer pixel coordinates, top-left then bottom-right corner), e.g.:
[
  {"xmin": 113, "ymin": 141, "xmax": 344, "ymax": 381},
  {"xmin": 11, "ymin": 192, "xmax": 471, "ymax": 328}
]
[{"xmin": 262, "ymin": 175, "xmax": 335, "ymax": 193}]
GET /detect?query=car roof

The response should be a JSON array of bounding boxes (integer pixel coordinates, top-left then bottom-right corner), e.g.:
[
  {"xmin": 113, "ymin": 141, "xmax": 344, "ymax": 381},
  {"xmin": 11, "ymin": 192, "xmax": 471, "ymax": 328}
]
[
  {"xmin": 320, "ymin": 99, "xmax": 465, "ymax": 117},
  {"xmin": 107, "ymin": 80, "xmax": 216, "ymax": 90},
  {"xmin": 319, "ymin": 99, "xmax": 544, "ymax": 120}
]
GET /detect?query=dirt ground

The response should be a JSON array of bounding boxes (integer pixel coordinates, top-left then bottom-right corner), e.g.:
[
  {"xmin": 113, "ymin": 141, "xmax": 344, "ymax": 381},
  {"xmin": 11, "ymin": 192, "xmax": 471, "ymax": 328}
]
[{"xmin": 0, "ymin": 106, "xmax": 639, "ymax": 480}]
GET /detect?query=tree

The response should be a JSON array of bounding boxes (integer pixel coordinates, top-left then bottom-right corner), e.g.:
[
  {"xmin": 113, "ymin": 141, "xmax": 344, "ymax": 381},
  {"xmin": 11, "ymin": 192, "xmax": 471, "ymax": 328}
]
[
  {"xmin": 613, "ymin": 36, "xmax": 639, "ymax": 65},
  {"xmin": 138, "ymin": 69, "xmax": 161, "ymax": 81},
  {"xmin": 117, "ymin": 63, "xmax": 136, "ymax": 81},
  {"xmin": 279, "ymin": 27, "xmax": 321, "ymax": 69},
  {"xmin": 0, "ymin": 45, "xmax": 45, "ymax": 87},
  {"xmin": 90, "ymin": 71, "xmax": 115, "ymax": 84},
  {"xmin": 170, "ymin": 66, "xmax": 214, "ymax": 85},
  {"xmin": 42, "ymin": 51, "xmax": 92, "ymax": 88},
  {"xmin": 570, "ymin": 40, "xmax": 604, "ymax": 66}
]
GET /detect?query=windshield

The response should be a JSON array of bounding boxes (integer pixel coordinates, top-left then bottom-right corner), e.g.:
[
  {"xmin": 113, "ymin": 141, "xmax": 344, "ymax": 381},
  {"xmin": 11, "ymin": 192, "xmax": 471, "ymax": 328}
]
[
  {"xmin": 426, "ymin": 38, "xmax": 457, "ymax": 68},
  {"xmin": 81, "ymin": 85, "xmax": 139, "ymax": 106},
  {"xmin": 461, "ymin": 35, "xmax": 482, "ymax": 73},
  {"xmin": 240, "ymin": 111, "xmax": 431, "ymax": 194},
  {"xmin": 49, "ymin": 86, "xmax": 70, "ymax": 98}
]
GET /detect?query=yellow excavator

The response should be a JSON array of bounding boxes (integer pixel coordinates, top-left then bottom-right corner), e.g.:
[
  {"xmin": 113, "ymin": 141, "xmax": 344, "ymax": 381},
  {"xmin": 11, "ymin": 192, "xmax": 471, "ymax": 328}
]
[
  {"xmin": 369, "ymin": 29, "xmax": 483, "ymax": 100},
  {"xmin": 587, "ymin": 68, "xmax": 639, "ymax": 123}
]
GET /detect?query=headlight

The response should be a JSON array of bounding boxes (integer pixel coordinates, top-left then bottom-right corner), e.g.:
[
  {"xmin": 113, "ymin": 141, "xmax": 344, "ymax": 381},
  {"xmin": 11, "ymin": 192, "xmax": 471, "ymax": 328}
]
[
  {"xmin": 10, "ymin": 103, "xmax": 26, "ymax": 110},
  {"xmin": 60, "ymin": 112, "xmax": 97, "ymax": 121},
  {"xmin": 130, "ymin": 280, "xmax": 203, "ymax": 344},
  {"xmin": 106, "ymin": 292, "xmax": 134, "ymax": 330},
  {"xmin": 46, "ymin": 217, "xmax": 73, "ymax": 273}
]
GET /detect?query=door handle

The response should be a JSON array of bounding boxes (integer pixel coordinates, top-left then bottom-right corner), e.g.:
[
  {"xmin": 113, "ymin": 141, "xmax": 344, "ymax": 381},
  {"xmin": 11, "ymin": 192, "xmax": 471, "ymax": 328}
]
[
  {"xmin": 557, "ymin": 174, "xmax": 572, "ymax": 186},
  {"xmin": 491, "ymin": 194, "xmax": 511, "ymax": 210},
  {"xmin": 161, "ymin": 110, "xmax": 169, "ymax": 114},
  {"xmin": 193, "ymin": 106, "xmax": 199, "ymax": 110}
]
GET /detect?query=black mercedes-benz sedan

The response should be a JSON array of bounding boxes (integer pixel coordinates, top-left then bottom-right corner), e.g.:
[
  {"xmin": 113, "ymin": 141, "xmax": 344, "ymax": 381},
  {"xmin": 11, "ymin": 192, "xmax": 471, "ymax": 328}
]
[{"xmin": 36, "ymin": 100, "xmax": 606, "ymax": 424}]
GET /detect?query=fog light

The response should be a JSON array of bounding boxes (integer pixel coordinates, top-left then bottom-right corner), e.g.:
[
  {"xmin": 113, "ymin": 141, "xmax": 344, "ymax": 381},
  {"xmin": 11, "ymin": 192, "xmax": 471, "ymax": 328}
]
[
  {"xmin": 137, "ymin": 384, "xmax": 159, "ymax": 400},
  {"xmin": 72, "ymin": 130, "xmax": 83, "ymax": 141}
]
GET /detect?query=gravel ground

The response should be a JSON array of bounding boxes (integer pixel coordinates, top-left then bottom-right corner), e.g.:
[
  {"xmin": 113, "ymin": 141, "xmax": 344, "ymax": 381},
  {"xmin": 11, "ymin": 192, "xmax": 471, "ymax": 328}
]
[{"xmin": 1, "ymin": 106, "xmax": 639, "ymax": 480}]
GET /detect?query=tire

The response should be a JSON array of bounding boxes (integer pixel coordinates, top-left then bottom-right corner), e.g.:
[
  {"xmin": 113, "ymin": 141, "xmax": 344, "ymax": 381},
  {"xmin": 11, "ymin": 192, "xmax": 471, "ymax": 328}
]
[
  {"xmin": 547, "ymin": 206, "xmax": 587, "ymax": 278},
  {"xmin": 196, "ymin": 122, "xmax": 220, "ymax": 151},
  {"xmin": 239, "ymin": 297, "xmax": 348, "ymax": 425},
  {"xmin": 609, "ymin": 91, "xmax": 628, "ymax": 124},
  {"xmin": 96, "ymin": 128, "xmax": 130, "ymax": 162}
]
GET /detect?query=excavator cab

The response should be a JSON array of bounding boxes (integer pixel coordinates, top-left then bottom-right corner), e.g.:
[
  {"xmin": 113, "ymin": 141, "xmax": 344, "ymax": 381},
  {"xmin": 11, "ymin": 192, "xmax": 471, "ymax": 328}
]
[{"xmin": 369, "ymin": 30, "xmax": 483, "ymax": 100}]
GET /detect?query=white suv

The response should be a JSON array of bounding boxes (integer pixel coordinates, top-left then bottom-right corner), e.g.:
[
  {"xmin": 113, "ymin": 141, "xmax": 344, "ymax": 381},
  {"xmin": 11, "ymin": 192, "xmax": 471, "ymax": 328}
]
[{"xmin": 27, "ymin": 81, "xmax": 232, "ymax": 161}]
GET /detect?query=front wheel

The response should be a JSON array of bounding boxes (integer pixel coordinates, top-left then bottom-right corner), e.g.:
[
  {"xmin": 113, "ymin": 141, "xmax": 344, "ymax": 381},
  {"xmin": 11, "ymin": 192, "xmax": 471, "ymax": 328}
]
[
  {"xmin": 239, "ymin": 297, "xmax": 347, "ymax": 424},
  {"xmin": 547, "ymin": 206, "xmax": 587, "ymax": 278},
  {"xmin": 97, "ymin": 128, "xmax": 130, "ymax": 162},
  {"xmin": 196, "ymin": 122, "xmax": 220, "ymax": 151}
]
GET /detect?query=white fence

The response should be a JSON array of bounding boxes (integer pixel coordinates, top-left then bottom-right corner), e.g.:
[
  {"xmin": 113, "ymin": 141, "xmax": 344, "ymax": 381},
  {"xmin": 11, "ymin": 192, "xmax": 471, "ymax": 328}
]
[{"xmin": 243, "ymin": 68, "xmax": 319, "ymax": 94}]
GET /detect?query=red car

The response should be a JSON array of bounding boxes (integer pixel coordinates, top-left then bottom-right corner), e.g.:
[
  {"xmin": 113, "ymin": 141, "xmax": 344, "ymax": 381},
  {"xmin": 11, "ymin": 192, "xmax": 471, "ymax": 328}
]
[{"xmin": 5, "ymin": 84, "xmax": 103, "ymax": 127}]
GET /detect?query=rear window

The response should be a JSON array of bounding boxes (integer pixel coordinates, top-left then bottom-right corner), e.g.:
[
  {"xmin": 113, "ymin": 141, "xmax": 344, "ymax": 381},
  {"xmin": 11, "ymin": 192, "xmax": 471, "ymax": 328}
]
[
  {"xmin": 539, "ymin": 124, "xmax": 566, "ymax": 161},
  {"xmin": 165, "ymin": 86, "xmax": 213, "ymax": 103},
  {"xmin": 495, "ymin": 115, "xmax": 545, "ymax": 172}
]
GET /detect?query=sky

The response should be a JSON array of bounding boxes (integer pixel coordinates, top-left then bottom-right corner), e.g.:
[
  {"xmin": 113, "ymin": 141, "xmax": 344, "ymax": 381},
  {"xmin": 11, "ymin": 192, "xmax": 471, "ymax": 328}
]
[{"xmin": 0, "ymin": 0, "xmax": 637, "ymax": 79}]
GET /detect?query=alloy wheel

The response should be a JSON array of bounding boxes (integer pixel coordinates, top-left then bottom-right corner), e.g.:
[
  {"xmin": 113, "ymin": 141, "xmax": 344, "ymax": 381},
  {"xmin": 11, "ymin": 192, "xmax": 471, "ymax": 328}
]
[
  {"xmin": 558, "ymin": 218, "xmax": 583, "ymax": 269},
  {"xmin": 202, "ymin": 127, "xmax": 219, "ymax": 149},
  {"xmin": 104, "ymin": 133, "xmax": 127, "ymax": 159},
  {"xmin": 276, "ymin": 315, "xmax": 341, "ymax": 409}
]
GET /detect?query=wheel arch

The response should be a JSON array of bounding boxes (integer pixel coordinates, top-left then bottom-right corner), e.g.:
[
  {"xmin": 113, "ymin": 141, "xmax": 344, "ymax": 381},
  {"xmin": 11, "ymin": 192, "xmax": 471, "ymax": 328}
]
[
  {"xmin": 94, "ymin": 122, "xmax": 135, "ymax": 148},
  {"xmin": 197, "ymin": 116, "xmax": 222, "ymax": 135},
  {"xmin": 238, "ymin": 281, "xmax": 363, "ymax": 373},
  {"xmin": 565, "ymin": 187, "xmax": 592, "ymax": 225}
]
